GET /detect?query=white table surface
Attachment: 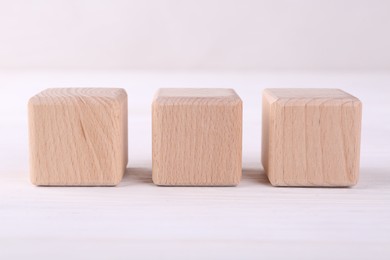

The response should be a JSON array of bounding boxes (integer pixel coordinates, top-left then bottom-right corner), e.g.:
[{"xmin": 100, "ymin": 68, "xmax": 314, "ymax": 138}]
[{"xmin": 0, "ymin": 71, "xmax": 389, "ymax": 259}]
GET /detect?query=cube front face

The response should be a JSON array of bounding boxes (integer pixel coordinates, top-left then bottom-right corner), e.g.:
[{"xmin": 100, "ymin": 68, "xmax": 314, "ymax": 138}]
[
  {"xmin": 29, "ymin": 88, "xmax": 128, "ymax": 186},
  {"xmin": 262, "ymin": 89, "xmax": 362, "ymax": 187},
  {"xmin": 152, "ymin": 88, "xmax": 242, "ymax": 186}
]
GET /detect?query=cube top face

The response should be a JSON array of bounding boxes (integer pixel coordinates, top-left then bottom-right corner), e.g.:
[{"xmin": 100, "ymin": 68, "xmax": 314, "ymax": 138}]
[
  {"xmin": 262, "ymin": 88, "xmax": 362, "ymax": 187},
  {"xmin": 153, "ymin": 88, "xmax": 241, "ymax": 105},
  {"xmin": 29, "ymin": 88, "xmax": 126, "ymax": 105},
  {"xmin": 264, "ymin": 88, "xmax": 359, "ymax": 101},
  {"xmin": 29, "ymin": 88, "xmax": 128, "ymax": 186},
  {"xmin": 156, "ymin": 88, "xmax": 237, "ymax": 97},
  {"xmin": 152, "ymin": 88, "xmax": 242, "ymax": 186}
]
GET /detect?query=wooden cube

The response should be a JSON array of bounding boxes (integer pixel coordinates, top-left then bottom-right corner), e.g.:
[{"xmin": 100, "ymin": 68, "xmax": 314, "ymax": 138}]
[
  {"xmin": 262, "ymin": 88, "xmax": 362, "ymax": 187},
  {"xmin": 152, "ymin": 88, "xmax": 242, "ymax": 186},
  {"xmin": 29, "ymin": 88, "xmax": 128, "ymax": 186}
]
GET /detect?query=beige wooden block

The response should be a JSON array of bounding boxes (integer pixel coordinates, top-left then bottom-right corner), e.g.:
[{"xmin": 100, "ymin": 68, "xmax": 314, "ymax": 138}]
[
  {"xmin": 152, "ymin": 88, "xmax": 242, "ymax": 186},
  {"xmin": 262, "ymin": 88, "xmax": 362, "ymax": 187},
  {"xmin": 29, "ymin": 88, "xmax": 128, "ymax": 186}
]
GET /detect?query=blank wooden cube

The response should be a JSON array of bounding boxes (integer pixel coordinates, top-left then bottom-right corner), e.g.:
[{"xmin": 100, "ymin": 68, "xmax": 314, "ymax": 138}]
[
  {"xmin": 262, "ymin": 88, "xmax": 362, "ymax": 187},
  {"xmin": 29, "ymin": 88, "xmax": 128, "ymax": 186},
  {"xmin": 152, "ymin": 88, "xmax": 242, "ymax": 186}
]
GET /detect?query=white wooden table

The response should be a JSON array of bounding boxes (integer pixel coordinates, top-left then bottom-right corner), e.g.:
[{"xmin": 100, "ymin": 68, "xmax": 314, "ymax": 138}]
[{"xmin": 1, "ymin": 71, "xmax": 389, "ymax": 259}]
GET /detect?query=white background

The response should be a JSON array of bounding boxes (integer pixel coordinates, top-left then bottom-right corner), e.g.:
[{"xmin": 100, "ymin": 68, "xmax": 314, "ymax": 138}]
[
  {"xmin": 0, "ymin": 0, "xmax": 390, "ymax": 70},
  {"xmin": 0, "ymin": 1, "xmax": 390, "ymax": 260}
]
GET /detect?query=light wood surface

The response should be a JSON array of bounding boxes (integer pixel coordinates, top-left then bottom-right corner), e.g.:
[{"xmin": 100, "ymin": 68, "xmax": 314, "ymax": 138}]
[
  {"xmin": 262, "ymin": 88, "xmax": 362, "ymax": 186},
  {"xmin": 152, "ymin": 88, "xmax": 242, "ymax": 186},
  {"xmin": 28, "ymin": 88, "xmax": 128, "ymax": 186},
  {"xmin": 1, "ymin": 71, "xmax": 389, "ymax": 260}
]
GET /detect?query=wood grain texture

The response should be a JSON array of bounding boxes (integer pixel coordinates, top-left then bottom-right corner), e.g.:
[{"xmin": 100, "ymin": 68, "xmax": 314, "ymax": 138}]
[
  {"xmin": 262, "ymin": 88, "xmax": 362, "ymax": 186},
  {"xmin": 28, "ymin": 88, "xmax": 128, "ymax": 186},
  {"xmin": 152, "ymin": 88, "xmax": 242, "ymax": 186}
]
